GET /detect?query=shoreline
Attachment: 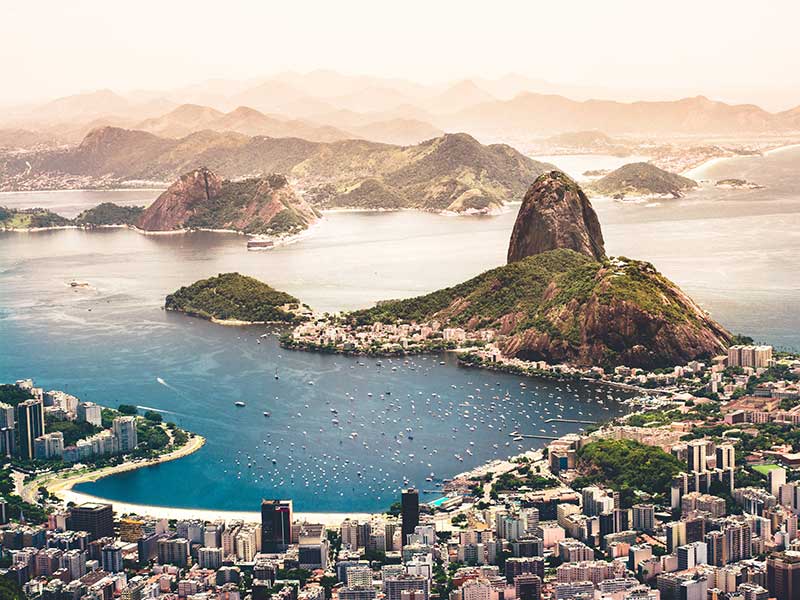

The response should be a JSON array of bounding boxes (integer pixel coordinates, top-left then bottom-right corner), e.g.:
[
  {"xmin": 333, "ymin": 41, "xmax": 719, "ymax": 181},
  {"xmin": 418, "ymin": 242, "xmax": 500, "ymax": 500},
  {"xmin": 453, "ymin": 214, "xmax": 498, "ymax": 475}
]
[
  {"xmin": 48, "ymin": 442, "xmax": 547, "ymax": 527},
  {"xmin": 682, "ymin": 142, "xmax": 800, "ymax": 178},
  {"xmin": 54, "ymin": 489, "xmax": 374, "ymax": 526},
  {"xmin": 30, "ymin": 433, "xmax": 206, "ymax": 506}
]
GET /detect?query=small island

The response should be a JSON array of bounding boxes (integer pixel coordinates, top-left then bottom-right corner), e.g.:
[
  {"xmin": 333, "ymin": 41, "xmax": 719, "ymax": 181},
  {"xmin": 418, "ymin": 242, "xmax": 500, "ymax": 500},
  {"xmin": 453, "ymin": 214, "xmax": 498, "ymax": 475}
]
[
  {"xmin": 588, "ymin": 162, "xmax": 698, "ymax": 199},
  {"xmin": 0, "ymin": 206, "xmax": 72, "ymax": 230},
  {"xmin": 715, "ymin": 178, "xmax": 764, "ymax": 189},
  {"xmin": 165, "ymin": 272, "xmax": 310, "ymax": 325},
  {"xmin": 1, "ymin": 202, "xmax": 143, "ymax": 231}
]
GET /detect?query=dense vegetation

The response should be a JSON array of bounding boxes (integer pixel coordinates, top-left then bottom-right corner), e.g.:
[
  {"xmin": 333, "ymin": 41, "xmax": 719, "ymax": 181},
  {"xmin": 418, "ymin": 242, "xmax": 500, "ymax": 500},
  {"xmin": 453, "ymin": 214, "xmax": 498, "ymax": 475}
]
[
  {"xmin": 345, "ymin": 249, "xmax": 725, "ymax": 366},
  {"xmin": 1, "ymin": 203, "xmax": 143, "ymax": 229},
  {"xmin": 491, "ymin": 465, "xmax": 556, "ymax": 497},
  {"xmin": 0, "ymin": 578, "xmax": 25, "ymax": 600},
  {"xmin": 0, "ymin": 384, "xmax": 33, "ymax": 406},
  {"xmin": 349, "ymin": 249, "xmax": 593, "ymax": 327},
  {"xmin": 75, "ymin": 202, "xmax": 144, "ymax": 226},
  {"xmin": 0, "ymin": 464, "xmax": 47, "ymax": 524},
  {"xmin": 0, "ymin": 206, "xmax": 71, "ymax": 229},
  {"xmin": 181, "ymin": 175, "xmax": 314, "ymax": 234},
  {"xmin": 572, "ymin": 438, "xmax": 683, "ymax": 507},
  {"xmin": 45, "ymin": 415, "xmax": 102, "ymax": 446},
  {"xmin": 166, "ymin": 272, "xmax": 301, "ymax": 323}
]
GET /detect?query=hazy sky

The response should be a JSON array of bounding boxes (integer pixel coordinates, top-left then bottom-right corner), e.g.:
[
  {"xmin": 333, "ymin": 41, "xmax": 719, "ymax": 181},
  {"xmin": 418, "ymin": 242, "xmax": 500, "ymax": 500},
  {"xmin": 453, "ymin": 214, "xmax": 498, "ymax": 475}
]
[{"xmin": 4, "ymin": 0, "xmax": 800, "ymax": 109}]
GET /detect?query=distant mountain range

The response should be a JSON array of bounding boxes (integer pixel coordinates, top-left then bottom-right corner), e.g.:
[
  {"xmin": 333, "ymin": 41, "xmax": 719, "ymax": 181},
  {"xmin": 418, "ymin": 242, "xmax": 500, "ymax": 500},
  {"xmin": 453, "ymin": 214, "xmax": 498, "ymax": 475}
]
[
  {"xmin": 3, "ymin": 72, "xmax": 798, "ymax": 151},
  {"xmin": 442, "ymin": 94, "xmax": 800, "ymax": 136},
  {"xmin": 2, "ymin": 128, "xmax": 551, "ymax": 213}
]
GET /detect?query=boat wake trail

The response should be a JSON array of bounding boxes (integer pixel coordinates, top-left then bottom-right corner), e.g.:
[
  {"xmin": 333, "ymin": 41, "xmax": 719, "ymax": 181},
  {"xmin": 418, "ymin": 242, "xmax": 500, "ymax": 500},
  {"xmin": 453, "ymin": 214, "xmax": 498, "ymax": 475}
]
[{"xmin": 136, "ymin": 405, "xmax": 178, "ymax": 415}]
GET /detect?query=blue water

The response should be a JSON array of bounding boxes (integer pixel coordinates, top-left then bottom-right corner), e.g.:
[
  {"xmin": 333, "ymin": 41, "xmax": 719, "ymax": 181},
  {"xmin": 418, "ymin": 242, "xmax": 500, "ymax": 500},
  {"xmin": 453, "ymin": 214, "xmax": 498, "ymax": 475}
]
[
  {"xmin": 2, "ymin": 147, "xmax": 800, "ymax": 511},
  {"xmin": 0, "ymin": 299, "xmax": 623, "ymax": 512}
]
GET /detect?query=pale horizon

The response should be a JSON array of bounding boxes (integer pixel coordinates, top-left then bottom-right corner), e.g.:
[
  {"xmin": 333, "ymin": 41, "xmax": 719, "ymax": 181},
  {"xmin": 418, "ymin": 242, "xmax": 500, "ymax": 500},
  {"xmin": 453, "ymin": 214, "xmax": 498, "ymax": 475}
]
[{"xmin": 4, "ymin": 0, "xmax": 800, "ymax": 111}]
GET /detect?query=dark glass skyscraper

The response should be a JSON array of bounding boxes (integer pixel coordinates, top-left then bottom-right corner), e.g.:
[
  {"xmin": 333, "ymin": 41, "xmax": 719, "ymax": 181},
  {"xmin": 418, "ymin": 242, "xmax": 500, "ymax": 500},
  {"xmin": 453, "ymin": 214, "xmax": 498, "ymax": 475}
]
[
  {"xmin": 401, "ymin": 488, "xmax": 419, "ymax": 544},
  {"xmin": 16, "ymin": 399, "xmax": 44, "ymax": 460},
  {"xmin": 261, "ymin": 499, "xmax": 292, "ymax": 552}
]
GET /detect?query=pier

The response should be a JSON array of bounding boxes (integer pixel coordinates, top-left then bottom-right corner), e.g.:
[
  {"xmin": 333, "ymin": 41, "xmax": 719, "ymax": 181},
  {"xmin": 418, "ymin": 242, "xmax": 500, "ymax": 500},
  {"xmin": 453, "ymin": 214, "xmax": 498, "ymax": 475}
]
[{"xmin": 509, "ymin": 433, "xmax": 560, "ymax": 440}]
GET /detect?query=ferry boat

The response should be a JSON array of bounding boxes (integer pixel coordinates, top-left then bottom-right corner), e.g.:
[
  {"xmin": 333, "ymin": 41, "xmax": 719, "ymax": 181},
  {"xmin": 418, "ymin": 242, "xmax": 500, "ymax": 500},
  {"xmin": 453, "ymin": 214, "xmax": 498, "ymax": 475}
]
[{"xmin": 247, "ymin": 239, "xmax": 274, "ymax": 251}]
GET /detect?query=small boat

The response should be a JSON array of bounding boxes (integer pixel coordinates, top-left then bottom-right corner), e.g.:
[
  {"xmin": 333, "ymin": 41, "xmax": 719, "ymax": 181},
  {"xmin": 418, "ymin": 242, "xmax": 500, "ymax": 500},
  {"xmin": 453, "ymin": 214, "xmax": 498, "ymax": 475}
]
[
  {"xmin": 235, "ymin": 401, "xmax": 246, "ymax": 407},
  {"xmin": 247, "ymin": 239, "xmax": 274, "ymax": 251},
  {"xmin": 263, "ymin": 411, "xmax": 271, "ymax": 417}
]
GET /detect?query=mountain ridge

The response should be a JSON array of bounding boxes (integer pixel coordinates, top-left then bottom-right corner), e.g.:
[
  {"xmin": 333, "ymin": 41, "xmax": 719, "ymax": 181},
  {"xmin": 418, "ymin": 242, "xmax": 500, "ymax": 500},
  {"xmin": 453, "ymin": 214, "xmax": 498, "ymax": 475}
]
[{"xmin": 4, "ymin": 128, "xmax": 551, "ymax": 213}]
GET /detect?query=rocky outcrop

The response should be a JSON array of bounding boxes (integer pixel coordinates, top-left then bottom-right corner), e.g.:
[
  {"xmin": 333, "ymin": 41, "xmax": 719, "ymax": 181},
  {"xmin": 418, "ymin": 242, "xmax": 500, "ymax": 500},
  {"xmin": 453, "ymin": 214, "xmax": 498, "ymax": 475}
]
[
  {"xmin": 137, "ymin": 167, "xmax": 318, "ymax": 234},
  {"xmin": 354, "ymin": 172, "xmax": 731, "ymax": 369},
  {"xmin": 507, "ymin": 171, "xmax": 605, "ymax": 263},
  {"xmin": 497, "ymin": 256, "xmax": 731, "ymax": 369},
  {"xmin": 353, "ymin": 249, "xmax": 730, "ymax": 369},
  {"xmin": 137, "ymin": 168, "xmax": 220, "ymax": 231}
]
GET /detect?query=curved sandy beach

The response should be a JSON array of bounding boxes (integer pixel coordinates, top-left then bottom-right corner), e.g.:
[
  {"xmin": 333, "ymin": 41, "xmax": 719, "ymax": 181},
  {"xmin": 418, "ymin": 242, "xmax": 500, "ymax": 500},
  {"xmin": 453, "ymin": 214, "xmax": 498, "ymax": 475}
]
[
  {"xmin": 28, "ymin": 433, "xmax": 373, "ymax": 525},
  {"xmin": 25, "ymin": 433, "xmax": 205, "ymax": 504}
]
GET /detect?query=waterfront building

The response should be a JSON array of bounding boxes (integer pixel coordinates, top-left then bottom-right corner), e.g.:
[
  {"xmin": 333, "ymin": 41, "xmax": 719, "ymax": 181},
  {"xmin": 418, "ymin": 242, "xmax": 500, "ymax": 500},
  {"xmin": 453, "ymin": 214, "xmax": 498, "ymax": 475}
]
[
  {"xmin": 260, "ymin": 499, "xmax": 292, "ymax": 552},
  {"xmin": 112, "ymin": 415, "xmax": 138, "ymax": 453},
  {"xmin": 77, "ymin": 402, "xmax": 102, "ymax": 427},
  {"xmin": 68, "ymin": 503, "xmax": 114, "ymax": 541},
  {"xmin": 341, "ymin": 519, "xmax": 359, "ymax": 549},
  {"xmin": 401, "ymin": 488, "xmax": 420, "ymax": 544},
  {"xmin": 33, "ymin": 431, "xmax": 64, "ymax": 460}
]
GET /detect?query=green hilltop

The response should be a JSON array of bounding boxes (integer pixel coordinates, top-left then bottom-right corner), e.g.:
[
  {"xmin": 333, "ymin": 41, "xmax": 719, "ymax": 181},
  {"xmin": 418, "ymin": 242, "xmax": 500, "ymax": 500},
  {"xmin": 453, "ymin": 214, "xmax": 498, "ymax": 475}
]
[
  {"xmin": 165, "ymin": 272, "xmax": 301, "ymax": 324},
  {"xmin": 348, "ymin": 249, "xmax": 730, "ymax": 369}
]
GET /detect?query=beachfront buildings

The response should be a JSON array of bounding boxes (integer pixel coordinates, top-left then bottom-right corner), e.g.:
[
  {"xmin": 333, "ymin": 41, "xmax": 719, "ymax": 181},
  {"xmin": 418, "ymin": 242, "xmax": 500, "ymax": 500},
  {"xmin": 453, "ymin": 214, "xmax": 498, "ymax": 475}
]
[{"xmin": 261, "ymin": 499, "xmax": 292, "ymax": 553}]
